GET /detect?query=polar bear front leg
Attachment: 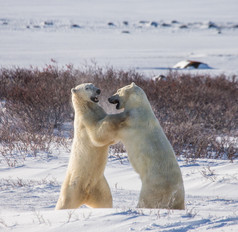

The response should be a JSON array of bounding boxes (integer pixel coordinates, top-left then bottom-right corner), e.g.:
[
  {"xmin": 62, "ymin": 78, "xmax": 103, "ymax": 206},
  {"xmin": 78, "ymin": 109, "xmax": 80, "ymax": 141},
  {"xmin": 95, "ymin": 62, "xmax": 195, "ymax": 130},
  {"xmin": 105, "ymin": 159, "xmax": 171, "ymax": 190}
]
[
  {"xmin": 85, "ymin": 112, "xmax": 129, "ymax": 147},
  {"xmin": 86, "ymin": 176, "xmax": 113, "ymax": 208}
]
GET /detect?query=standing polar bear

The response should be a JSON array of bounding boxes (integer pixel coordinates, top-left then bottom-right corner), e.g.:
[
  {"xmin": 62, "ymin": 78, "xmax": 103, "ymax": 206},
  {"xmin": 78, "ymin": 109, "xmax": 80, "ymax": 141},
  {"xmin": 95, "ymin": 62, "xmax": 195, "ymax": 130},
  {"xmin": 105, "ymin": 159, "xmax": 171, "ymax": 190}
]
[
  {"xmin": 56, "ymin": 83, "xmax": 127, "ymax": 209},
  {"xmin": 108, "ymin": 82, "xmax": 185, "ymax": 209}
]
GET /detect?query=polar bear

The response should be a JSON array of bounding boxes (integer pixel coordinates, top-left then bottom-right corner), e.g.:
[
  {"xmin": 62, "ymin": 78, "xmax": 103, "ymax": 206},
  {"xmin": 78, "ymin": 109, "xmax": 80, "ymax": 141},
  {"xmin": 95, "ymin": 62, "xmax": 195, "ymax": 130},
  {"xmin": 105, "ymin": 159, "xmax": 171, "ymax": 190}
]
[
  {"xmin": 55, "ymin": 83, "xmax": 127, "ymax": 210},
  {"xmin": 108, "ymin": 83, "xmax": 185, "ymax": 209}
]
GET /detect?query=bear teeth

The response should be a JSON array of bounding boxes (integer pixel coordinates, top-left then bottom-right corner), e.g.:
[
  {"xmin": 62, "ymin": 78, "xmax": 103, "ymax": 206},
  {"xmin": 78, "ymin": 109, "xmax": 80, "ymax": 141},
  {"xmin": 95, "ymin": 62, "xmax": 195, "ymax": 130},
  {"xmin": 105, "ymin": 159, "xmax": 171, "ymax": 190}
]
[{"xmin": 90, "ymin": 96, "xmax": 99, "ymax": 102}]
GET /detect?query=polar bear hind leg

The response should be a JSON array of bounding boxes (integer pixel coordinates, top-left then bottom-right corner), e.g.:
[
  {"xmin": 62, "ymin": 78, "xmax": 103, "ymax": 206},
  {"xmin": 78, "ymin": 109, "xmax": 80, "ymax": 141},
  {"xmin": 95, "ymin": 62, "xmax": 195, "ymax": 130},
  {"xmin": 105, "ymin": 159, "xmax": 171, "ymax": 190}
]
[
  {"xmin": 86, "ymin": 176, "xmax": 112, "ymax": 208},
  {"xmin": 55, "ymin": 176, "xmax": 87, "ymax": 209},
  {"xmin": 137, "ymin": 183, "xmax": 164, "ymax": 208},
  {"xmin": 138, "ymin": 182, "xmax": 185, "ymax": 209},
  {"xmin": 170, "ymin": 189, "xmax": 185, "ymax": 210}
]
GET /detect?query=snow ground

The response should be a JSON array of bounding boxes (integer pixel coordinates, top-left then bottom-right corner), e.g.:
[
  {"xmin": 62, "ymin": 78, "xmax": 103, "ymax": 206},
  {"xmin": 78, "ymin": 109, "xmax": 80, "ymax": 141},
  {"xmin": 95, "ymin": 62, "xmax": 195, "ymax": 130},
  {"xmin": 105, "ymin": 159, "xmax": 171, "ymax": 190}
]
[
  {"xmin": 0, "ymin": 0, "xmax": 238, "ymax": 77},
  {"xmin": 0, "ymin": 148, "xmax": 238, "ymax": 231},
  {"xmin": 1, "ymin": 0, "xmax": 238, "ymax": 231}
]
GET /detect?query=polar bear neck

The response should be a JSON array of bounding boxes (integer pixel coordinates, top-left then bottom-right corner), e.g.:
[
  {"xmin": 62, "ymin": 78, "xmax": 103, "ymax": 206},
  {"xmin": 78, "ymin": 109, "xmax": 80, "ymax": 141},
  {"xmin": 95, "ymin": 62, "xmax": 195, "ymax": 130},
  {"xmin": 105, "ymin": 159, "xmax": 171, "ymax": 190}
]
[
  {"xmin": 127, "ymin": 90, "xmax": 153, "ymax": 110},
  {"xmin": 125, "ymin": 97, "xmax": 156, "ymax": 120}
]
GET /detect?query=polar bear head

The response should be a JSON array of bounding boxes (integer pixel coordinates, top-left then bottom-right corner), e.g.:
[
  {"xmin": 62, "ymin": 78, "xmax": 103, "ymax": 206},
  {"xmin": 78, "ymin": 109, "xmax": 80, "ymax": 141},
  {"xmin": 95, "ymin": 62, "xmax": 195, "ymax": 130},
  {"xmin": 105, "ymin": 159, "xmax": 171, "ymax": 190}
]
[
  {"xmin": 108, "ymin": 82, "xmax": 147, "ymax": 110},
  {"xmin": 71, "ymin": 83, "xmax": 101, "ymax": 104}
]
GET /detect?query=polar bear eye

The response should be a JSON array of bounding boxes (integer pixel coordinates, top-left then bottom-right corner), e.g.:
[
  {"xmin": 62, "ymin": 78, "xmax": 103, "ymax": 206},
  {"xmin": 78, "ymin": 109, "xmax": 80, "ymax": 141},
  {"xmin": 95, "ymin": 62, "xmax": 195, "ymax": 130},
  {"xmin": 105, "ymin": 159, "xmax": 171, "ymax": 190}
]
[{"xmin": 85, "ymin": 87, "xmax": 89, "ymax": 90}]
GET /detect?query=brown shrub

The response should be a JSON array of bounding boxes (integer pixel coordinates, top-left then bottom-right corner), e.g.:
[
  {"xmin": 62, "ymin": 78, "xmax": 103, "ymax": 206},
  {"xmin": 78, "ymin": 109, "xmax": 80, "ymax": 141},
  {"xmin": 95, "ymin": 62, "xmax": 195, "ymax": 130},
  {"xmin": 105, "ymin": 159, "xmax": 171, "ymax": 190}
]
[{"xmin": 1, "ymin": 65, "xmax": 78, "ymax": 130}]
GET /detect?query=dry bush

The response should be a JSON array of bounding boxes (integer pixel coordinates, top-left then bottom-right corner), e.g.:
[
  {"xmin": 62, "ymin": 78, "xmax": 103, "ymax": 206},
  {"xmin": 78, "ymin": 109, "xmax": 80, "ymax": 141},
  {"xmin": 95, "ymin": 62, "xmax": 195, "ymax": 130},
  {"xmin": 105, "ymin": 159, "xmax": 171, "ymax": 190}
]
[
  {"xmin": 1, "ymin": 65, "xmax": 77, "ymax": 130},
  {"xmin": 147, "ymin": 73, "xmax": 238, "ymax": 133},
  {"xmin": 0, "ymin": 108, "xmax": 58, "ymax": 167},
  {"xmin": 133, "ymin": 72, "xmax": 238, "ymax": 160},
  {"xmin": 0, "ymin": 177, "xmax": 59, "ymax": 190},
  {"xmin": 0, "ymin": 116, "xmax": 70, "ymax": 167},
  {"xmin": 109, "ymin": 142, "xmax": 127, "ymax": 163},
  {"xmin": 0, "ymin": 65, "xmax": 75, "ymax": 166},
  {"xmin": 0, "ymin": 64, "xmax": 237, "ymax": 166}
]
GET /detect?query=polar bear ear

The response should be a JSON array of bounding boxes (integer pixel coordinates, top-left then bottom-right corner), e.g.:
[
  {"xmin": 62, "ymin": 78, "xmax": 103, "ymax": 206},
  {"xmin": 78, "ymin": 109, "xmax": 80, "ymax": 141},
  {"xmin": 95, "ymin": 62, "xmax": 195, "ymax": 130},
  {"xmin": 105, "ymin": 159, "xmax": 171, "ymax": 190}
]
[
  {"xmin": 71, "ymin": 88, "xmax": 77, "ymax": 94},
  {"xmin": 130, "ymin": 82, "xmax": 136, "ymax": 87}
]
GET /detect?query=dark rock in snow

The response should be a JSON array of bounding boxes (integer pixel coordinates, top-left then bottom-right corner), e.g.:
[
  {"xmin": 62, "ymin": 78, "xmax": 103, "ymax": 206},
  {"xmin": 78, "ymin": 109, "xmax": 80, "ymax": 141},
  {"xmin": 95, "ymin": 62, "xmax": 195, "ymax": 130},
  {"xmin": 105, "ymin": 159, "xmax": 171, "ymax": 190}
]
[
  {"xmin": 139, "ymin": 20, "xmax": 149, "ymax": 24},
  {"xmin": 208, "ymin": 21, "xmax": 218, "ymax": 29},
  {"xmin": 121, "ymin": 30, "xmax": 130, "ymax": 34},
  {"xmin": 150, "ymin": 21, "xmax": 158, "ymax": 27},
  {"xmin": 180, "ymin": 25, "xmax": 188, "ymax": 29},
  {"xmin": 161, "ymin": 23, "xmax": 171, "ymax": 27},
  {"xmin": 44, "ymin": 21, "xmax": 54, "ymax": 26},
  {"xmin": 108, "ymin": 22, "xmax": 115, "ymax": 26},
  {"xmin": 71, "ymin": 24, "xmax": 81, "ymax": 28}
]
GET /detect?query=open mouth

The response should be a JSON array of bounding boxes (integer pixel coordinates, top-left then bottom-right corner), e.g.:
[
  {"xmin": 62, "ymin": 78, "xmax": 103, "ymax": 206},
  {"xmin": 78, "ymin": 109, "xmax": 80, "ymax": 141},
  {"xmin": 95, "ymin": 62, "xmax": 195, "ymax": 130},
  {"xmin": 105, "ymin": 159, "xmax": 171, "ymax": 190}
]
[
  {"xmin": 115, "ymin": 100, "xmax": 120, "ymax": 109},
  {"xmin": 90, "ymin": 96, "xmax": 99, "ymax": 103},
  {"xmin": 108, "ymin": 97, "xmax": 120, "ymax": 109}
]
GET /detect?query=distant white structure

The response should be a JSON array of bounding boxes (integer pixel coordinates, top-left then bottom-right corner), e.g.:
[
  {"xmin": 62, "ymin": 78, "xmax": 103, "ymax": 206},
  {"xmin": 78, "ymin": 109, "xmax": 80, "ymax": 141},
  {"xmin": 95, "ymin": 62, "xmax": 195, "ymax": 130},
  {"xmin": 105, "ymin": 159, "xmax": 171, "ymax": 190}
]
[{"xmin": 173, "ymin": 60, "xmax": 211, "ymax": 69}]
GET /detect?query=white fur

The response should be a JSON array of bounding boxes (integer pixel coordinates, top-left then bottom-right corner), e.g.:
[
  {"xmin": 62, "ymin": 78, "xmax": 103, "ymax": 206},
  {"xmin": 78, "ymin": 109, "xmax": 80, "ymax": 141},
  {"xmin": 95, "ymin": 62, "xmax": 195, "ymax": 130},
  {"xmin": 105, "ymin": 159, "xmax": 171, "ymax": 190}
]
[
  {"xmin": 55, "ymin": 83, "xmax": 126, "ymax": 209},
  {"xmin": 111, "ymin": 83, "xmax": 185, "ymax": 209}
]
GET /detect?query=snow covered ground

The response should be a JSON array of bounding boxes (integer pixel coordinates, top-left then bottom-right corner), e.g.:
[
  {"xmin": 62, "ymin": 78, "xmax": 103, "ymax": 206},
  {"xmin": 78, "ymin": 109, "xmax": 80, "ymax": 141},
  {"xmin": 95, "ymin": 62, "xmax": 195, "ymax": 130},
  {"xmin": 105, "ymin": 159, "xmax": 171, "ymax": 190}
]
[
  {"xmin": 0, "ymin": 0, "xmax": 238, "ymax": 77},
  {"xmin": 1, "ymin": 147, "xmax": 238, "ymax": 231},
  {"xmin": 1, "ymin": 0, "xmax": 238, "ymax": 231}
]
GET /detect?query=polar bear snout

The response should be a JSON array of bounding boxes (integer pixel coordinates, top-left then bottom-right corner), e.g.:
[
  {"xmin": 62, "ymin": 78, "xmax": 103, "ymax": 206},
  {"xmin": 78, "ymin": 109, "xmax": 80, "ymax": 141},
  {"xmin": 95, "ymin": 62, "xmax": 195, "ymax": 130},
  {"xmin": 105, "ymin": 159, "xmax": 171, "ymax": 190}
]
[
  {"xmin": 90, "ymin": 88, "xmax": 101, "ymax": 103},
  {"xmin": 108, "ymin": 95, "xmax": 121, "ymax": 109},
  {"xmin": 108, "ymin": 96, "xmax": 116, "ymax": 104},
  {"xmin": 96, "ymin": 88, "xmax": 101, "ymax": 95}
]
